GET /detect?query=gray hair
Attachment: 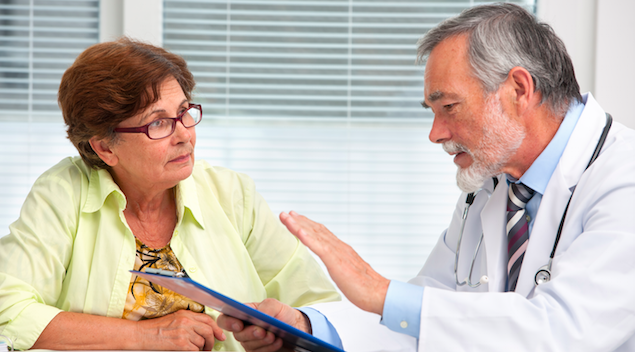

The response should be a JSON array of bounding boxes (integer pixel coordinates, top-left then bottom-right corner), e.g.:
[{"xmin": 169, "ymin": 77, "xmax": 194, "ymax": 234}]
[{"xmin": 417, "ymin": 2, "xmax": 582, "ymax": 117}]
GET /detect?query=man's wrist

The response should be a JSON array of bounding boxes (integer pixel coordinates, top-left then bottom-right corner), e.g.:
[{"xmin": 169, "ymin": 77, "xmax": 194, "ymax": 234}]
[
  {"xmin": 381, "ymin": 280, "xmax": 424, "ymax": 338},
  {"xmin": 296, "ymin": 310, "xmax": 312, "ymax": 334}
]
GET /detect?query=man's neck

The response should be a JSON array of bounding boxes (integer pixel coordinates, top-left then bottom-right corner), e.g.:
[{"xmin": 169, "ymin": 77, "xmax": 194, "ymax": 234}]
[{"xmin": 502, "ymin": 106, "xmax": 564, "ymax": 179}]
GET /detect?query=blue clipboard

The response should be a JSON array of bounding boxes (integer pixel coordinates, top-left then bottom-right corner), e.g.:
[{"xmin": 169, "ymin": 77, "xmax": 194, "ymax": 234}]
[{"xmin": 131, "ymin": 270, "xmax": 345, "ymax": 352}]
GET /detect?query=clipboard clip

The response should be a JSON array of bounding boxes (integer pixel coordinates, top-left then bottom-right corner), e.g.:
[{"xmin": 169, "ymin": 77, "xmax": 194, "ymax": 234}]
[{"xmin": 144, "ymin": 268, "xmax": 186, "ymax": 277}]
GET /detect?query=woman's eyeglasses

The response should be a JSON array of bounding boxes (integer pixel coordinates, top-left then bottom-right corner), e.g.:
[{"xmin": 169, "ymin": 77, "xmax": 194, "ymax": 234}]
[{"xmin": 114, "ymin": 103, "xmax": 202, "ymax": 140}]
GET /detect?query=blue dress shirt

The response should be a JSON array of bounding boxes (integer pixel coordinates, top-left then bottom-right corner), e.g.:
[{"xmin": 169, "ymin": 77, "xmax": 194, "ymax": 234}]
[{"xmin": 297, "ymin": 307, "xmax": 343, "ymax": 348}]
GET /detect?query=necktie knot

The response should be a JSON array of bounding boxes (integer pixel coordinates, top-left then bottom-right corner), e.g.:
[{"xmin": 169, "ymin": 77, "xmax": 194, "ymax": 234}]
[{"xmin": 508, "ymin": 182, "xmax": 534, "ymax": 211}]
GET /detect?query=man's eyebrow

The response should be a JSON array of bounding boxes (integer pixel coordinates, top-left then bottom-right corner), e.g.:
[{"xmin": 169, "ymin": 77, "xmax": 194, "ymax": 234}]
[{"xmin": 421, "ymin": 91, "xmax": 444, "ymax": 109}]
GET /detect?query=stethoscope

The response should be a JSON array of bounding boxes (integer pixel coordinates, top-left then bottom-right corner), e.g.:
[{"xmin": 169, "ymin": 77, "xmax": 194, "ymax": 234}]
[{"xmin": 454, "ymin": 113, "xmax": 612, "ymax": 288}]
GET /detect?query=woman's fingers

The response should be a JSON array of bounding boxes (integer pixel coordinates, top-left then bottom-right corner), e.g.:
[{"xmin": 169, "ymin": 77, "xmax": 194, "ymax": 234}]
[{"xmin": 137, "ymin": 310, "xmax": 223, "ymax": 350}]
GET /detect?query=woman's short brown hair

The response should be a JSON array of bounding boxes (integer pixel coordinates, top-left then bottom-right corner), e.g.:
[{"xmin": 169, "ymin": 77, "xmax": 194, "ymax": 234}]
[{"xmin": 58, "ymin": 37, "xmax": 196, "ymax": 169}]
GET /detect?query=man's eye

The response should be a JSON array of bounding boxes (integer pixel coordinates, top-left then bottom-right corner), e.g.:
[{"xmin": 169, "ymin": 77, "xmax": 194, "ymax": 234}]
[{"xmin": 444, "ymin": 103, "xmax": 456, "ymax": 110}]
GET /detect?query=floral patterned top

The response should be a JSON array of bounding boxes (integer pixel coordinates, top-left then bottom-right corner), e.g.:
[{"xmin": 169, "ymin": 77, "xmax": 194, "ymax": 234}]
[{"xmin": 123, "ymin": 238, "xmax": 204, "ymax": 320}]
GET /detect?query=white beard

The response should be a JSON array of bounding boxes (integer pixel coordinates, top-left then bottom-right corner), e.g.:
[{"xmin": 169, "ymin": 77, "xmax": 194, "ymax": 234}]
[{"xmin": 443, "ymin": 93, "xmax": 526, "ymax": 193}]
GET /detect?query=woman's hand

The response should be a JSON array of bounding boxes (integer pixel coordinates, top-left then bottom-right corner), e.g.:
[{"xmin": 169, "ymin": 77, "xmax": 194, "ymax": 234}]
[
  {"xmin": 217, "ymin": 298, "xmax": 309, "ymax": 352},
  {"xmin": 136, "ymin": 310, "xmax": 226, "ymax": 351},
  {"xmin": 33, "ymin": 310, "xmax": 225, "ymax": 351},
  {"xmin": 280, "ymin": 211, "xmax": 390, "ymax": 315}
]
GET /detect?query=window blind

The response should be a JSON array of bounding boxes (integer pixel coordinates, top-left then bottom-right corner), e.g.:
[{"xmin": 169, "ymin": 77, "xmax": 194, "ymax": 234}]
[
  {"xmin": 0, "ymin": 0, "xmax": 536, "ymax": 284},
  {"xmin": 163, "ymin": 0, "xmax": 536, "ymax": 281},
  {"xmin": 0, "ymin": 0, "xmax": 98, "ymax": 230}
]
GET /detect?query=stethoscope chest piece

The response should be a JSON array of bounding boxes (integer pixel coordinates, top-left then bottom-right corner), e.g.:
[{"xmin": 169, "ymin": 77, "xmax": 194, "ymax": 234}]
[
  {"xmin": 535, "ymin": 257, "xmax": 553, "ymax": 285},
  {"xmin": 534, "ymin": 265, "xmax": 551, "ymax": 285}
]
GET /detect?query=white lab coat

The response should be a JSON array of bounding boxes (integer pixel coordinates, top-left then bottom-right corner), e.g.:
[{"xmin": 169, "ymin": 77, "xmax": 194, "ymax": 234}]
[{"xmin": 315, "ymin": 94, "xmax": 635, "ymax": 351}]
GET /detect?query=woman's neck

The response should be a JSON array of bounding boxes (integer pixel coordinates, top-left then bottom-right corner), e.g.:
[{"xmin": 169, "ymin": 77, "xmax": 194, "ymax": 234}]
[{"xmin": 123, "ymin": 187, "xmax": 178, "ymax": 249}]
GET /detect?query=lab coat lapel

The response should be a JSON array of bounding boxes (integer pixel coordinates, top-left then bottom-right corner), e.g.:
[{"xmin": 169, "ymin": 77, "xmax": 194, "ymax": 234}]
[
  {"xmin": 481, "ymin": 175, "xmax": 508, "ymax": 292},
  {"xmin": 514, "ymin": 93, "xmax": 607, "ymax": 297}
]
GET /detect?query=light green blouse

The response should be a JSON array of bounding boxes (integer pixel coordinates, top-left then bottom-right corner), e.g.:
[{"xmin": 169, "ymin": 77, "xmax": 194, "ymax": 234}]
[{"xmin": 0, "ymin": 157, "xmax": 339, "ymax": 351}]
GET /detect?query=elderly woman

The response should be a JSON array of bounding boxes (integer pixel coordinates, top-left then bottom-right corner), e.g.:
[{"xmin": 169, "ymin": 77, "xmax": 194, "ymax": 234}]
[{"xmin": 0, "ymin": 38, "xmax": 339, "ymax": 351}]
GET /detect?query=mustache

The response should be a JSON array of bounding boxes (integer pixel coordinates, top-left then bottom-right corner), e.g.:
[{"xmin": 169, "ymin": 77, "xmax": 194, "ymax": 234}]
[{"xmin": 442, "ymin": 141, "xmax": 471, "ymax": 155}]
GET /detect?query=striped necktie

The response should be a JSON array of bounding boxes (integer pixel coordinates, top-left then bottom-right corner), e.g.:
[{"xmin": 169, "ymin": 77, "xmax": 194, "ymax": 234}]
[{"xmin": 506, "ymin": 182, "xmax": 535, "ymax": 292}]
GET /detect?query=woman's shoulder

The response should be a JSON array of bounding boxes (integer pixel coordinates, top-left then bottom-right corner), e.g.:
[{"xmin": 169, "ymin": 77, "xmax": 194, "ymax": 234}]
[
  {"xmin": 20, "ymin": 157, "xmax": 92, "ymax": 226},
  {"xmin": 35, "ymin": 156, "xmax": 91, "ymax": 186}
]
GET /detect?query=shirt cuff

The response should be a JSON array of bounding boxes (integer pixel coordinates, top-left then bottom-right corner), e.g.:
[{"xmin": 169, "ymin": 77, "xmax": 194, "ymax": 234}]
[
  {"xmin": 296, "ymin": 307, "xmax": 343, "ymax": 349},
  {"xmin": 380, "ymin": 280, "xmax": 424, "ymax": 338}
]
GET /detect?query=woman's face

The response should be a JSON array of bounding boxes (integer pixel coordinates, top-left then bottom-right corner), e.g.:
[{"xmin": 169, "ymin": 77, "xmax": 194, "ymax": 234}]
[{"xmin": 104, "ymin": 77, "xmax": 197, "ymax": 193}]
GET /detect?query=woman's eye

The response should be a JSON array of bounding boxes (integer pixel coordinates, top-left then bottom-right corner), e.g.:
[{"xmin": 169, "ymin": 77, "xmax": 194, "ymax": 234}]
[{"xmin": 149, "ymin": 119, "xmax": 166, "ymax": 128}]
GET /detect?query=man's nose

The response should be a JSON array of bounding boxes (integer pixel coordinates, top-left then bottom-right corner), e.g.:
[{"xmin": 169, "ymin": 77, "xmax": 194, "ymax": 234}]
[{"xmin": 428, "ymin": 116, "xmax": 451, "ymax": 144}]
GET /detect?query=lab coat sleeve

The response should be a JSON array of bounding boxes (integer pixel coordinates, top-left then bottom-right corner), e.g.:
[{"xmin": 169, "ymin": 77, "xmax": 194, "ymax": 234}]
[{"xmin": 416, "ymin": 145, "xmax": 635, "ymax": 352}]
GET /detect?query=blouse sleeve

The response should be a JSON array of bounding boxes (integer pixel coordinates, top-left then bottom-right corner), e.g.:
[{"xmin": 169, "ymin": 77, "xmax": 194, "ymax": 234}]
[
  {"xmin": 0, "ymin": 158, "xmax": 82, "ymax": 349},
  {"xmin": 239, "ymin": 174, "xmax": 341, "ymax": 307}
]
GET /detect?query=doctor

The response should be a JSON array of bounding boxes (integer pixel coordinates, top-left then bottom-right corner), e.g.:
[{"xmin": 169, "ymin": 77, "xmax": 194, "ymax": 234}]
[{"xmin": 219, "ymin": 3, "xmax": 635, "ymax": 351}]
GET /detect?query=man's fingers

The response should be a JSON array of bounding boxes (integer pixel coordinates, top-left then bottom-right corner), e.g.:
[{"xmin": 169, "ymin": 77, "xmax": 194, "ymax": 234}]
[
  {"xmin": 280, "ymin": 211, "xmax": 330, "ymax": 253},
  {"xmin": 217, "ymin": 314, "xmax": 244, "ymax": 332},
  {"xmin": 280, "ymin": 211, "xmax": 390, "ymax": 315},
  {"xmin": 280, "ymin": 212, "xmax": 313, "ymax": 249},
  {"xmin": 230, "ymin": 325, "xmax": 271, "ymax": 345},
  {"xmin": 279, "ymin": 212, "xmax": 300, "ymax": 235},
  {"xmin": 257, "ymin": 298, "xmax": 283, "ymax": 317},
  {"xmin": 240, "ymin": 330, "xmax": 283, "ymax": 352}
]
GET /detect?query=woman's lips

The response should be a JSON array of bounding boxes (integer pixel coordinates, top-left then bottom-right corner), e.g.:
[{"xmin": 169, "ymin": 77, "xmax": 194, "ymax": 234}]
[{"xmin": 170, "ymin": 153, "xmax": 191, "ymax": 163}]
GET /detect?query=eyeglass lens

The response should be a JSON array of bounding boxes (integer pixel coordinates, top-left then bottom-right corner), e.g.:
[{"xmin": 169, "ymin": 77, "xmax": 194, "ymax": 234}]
[{"xmin": 148, "ymin": 106, "xmax": 202, "ymax": 139}]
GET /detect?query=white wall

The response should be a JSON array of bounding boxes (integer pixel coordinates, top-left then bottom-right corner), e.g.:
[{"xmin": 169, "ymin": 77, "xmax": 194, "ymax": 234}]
[
  {"xmin": 538, "ymin": 0, "xmax": 635, "ymax": 129},
  {"xmin": 100, "ymin": 0, "xmax": 163, "ymax": 46},
  {"xmin": 594, "ymin": 0, "xmax": 635, "ymax": 128}
]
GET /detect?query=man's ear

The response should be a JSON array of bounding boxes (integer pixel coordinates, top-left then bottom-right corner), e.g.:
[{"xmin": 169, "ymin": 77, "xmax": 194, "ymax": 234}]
[
  {"xmin": 506, "ymin": 66, "xmax": 537, "ymax": 115},
  {"xmin": 89, "ymin": 136, "xmax": 119, "ymax": 167}
]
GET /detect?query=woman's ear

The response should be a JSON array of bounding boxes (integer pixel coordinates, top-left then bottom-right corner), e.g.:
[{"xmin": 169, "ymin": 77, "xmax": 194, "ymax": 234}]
[{"xmin": 89, "ymin": 136, "xmax": 119, "ymax": 167}]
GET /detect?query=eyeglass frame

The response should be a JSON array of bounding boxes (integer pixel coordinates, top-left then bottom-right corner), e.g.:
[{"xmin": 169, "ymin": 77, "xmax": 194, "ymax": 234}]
[{"xmin": 113, "ymin": 103, "xmax": 203, "ymax": 140}]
